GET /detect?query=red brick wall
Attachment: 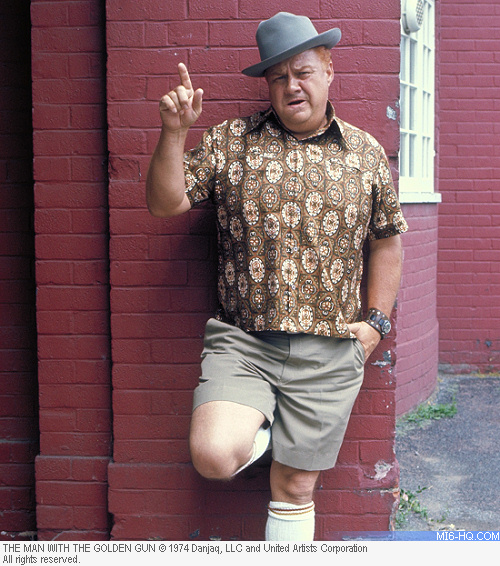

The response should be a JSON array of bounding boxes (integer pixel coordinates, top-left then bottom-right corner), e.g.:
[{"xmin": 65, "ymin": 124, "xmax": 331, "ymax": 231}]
[
  {"xmin": 106, "ymin": 1, "xmax": 402, "ymax": 540},
  {"xmin": 397, "ymin": 205, "xmax": 439, "ymax": 415},
  {"xmin": 395, "ymin": 1, "xmax": 441, "ymax": 415},
  {"xmin": 437, "ymin": 0, "xmax": 500, "ymax": 373},
  {"xmin": 12, "ymin": 0, "xmax": 499, "ymax": 539},
  {"xmin": 31, "ymin": 0, "xmax": 112, "ymax": 540},
  {"xmin": 0, "ymin": 0, "xmax": 38, "ymax": 539}
]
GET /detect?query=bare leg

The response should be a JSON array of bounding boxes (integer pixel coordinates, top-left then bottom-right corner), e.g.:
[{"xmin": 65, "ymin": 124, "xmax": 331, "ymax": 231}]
[
  {"xmin": 189, "ymin": 400, "xmax": 266, "ymax": 480},
  {"xmin": 270, "ymin": 461, "xmax": 320, "ymax": 504},
  {"xmin": 266, "ymin": 461, "xmax": 320, "ymax": 541}
]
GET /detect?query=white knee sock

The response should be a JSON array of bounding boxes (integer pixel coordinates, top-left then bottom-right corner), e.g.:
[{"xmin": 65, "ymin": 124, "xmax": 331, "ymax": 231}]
[
  {"xmin": 232, "ymin": 426, "xmax": 271, "ymax": 476},
  {"xmin": 265, "ymin": 501, "xmax": 315, "ymax": 541}
]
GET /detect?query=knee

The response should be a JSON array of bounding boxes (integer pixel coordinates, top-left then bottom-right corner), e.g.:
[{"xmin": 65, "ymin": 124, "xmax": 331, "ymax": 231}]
[
  {"xmin": 283, "ymin": 473, "xmax": 317, "ymax": 502},
  {"xmin": 190, "ymin": 438, "xmax": 247, "ymax": 481},
  {"xmin": 271, "ymin": 464, "xmax": 319, "ymax": 504}
]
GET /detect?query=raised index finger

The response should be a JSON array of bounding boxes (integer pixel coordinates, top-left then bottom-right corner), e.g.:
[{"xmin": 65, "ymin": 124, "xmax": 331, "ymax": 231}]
[{"xmin": 177, "ymin": 62, "xmax": 193, "ymax": 92}]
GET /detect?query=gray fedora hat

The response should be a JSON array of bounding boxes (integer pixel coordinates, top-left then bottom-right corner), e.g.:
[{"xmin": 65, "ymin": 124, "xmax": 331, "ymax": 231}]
[{"xmin": 242, "ymin": 12, "xmax": 341, "ymax": 77}]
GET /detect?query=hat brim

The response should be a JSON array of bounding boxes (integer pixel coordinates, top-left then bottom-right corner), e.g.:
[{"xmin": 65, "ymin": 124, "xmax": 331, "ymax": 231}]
[{"xmin": 242, "ymin": 28, "xmax": 341, "ymax": 77}]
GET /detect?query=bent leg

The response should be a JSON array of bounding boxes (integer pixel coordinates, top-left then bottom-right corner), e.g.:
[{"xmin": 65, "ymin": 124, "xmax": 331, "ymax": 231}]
[{"xmin": 189, "ymin": 400, "xmax": 266, "ymax": 480}]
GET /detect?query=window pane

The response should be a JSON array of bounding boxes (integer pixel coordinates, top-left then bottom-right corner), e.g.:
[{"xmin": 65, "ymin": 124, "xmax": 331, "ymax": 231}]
[
  {"xmin": 409, "ymin": 39, "xmax": 417, "ymax": 84},
  {"xmin": 409, "ymin": 135, "xmax": 416, "ymax": 177},
  {"xmin": 409, "ymin": 87, "xmax": 416, "ymax": 130}
]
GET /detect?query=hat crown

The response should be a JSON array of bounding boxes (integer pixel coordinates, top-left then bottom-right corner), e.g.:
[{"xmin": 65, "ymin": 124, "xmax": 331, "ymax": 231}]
[
  {"xmin": 242, "ymin": 12, "xmax": 340, "ymax": 77},
  {"xmin": 256, "ymin": 13, "xmax": 319, "ymax": 61}
]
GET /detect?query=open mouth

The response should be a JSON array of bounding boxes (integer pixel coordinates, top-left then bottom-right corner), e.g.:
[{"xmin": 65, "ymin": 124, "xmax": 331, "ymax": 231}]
[{"xmin": 288, "ymin": 99, "xmax": 306, "ymax": 107}]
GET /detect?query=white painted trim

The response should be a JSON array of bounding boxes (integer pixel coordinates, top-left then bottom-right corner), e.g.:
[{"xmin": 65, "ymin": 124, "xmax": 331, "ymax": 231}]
[{"xmin": 399, "ymin": 191, "xmax": 441, "ymax": 204}]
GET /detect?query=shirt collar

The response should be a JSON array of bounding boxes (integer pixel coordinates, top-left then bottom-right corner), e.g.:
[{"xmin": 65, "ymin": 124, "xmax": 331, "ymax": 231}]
[{"xmin": 247, "ymin": 101, "xmax": 344, "ymax": 142}]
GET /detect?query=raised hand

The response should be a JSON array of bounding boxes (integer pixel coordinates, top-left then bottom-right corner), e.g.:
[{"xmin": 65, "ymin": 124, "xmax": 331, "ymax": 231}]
[{"xmin": 159, "ymin": 62, "xmax": 203, "ymax": 132}]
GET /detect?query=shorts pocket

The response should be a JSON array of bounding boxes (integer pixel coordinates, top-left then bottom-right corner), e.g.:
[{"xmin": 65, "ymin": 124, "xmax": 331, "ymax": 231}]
[{"xmin": 352, "ymin": 338, "xmax": 366, "ymax": 366}]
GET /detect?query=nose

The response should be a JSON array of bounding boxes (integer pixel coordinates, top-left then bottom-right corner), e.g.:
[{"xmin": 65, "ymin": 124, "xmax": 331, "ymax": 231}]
[{"xmin": 285, "ymin": 75, "xmax": 301, "ymax": 93}]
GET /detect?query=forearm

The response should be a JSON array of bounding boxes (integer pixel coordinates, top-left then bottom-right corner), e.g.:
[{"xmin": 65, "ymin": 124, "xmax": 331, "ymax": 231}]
[
  {"xmin": 366, "ymin": 235, "xmax": 403, "ymax": 316},
  {"xmin": 347, "ymin": 235, "xmax": 403, "ymax": 359},
  {"xmin": 146, "ymin": 128, "xmax": 192, "ymax": 218}
]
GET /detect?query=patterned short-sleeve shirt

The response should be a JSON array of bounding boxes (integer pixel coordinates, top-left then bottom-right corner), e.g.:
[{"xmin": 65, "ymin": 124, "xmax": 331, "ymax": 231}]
[{"xmin": 184, "ymin": 103, "xmax": 408, "ymax": 338}]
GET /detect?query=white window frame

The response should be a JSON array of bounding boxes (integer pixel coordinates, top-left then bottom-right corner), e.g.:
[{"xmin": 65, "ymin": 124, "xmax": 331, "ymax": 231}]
[{"xmin": 399, "ymin": 0, "xmax": 440, "ymax": 203}]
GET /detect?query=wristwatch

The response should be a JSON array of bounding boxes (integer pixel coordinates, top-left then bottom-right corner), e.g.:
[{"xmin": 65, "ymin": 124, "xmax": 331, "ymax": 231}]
[{"xmin": 364, "ymin": 308, "xmax": 391, "ymax": 339}]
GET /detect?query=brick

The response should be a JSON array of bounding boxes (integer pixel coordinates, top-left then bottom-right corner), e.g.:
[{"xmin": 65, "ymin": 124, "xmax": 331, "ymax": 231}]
[
  {"xmin": 321, "ymin": 465, "xmax": 363, "ymax": 490},
  {"xmin": 110, "ymin": 514, "xmax": 190, "ymax": 542},
  {"xmin": 110, "ymin": 260, "xmax": 188, "ymax": 287},
  {"xmin": 36, "ymin": 505, "xmax": 74, "ymax": 530},
  {"xmin": 36, "ymin": 481, "xmax": 108, "ymax": 507},
  {"xmin": 34, "ymin": 183, "xmax": 107, "ymax": 209},
  {"xmin": 30, "ymin": 3, "xmax": 69, "ymax": 28},
  {"xmin": 71, "ymin": 457, "xmax": 109, "ymax": 481},
  {"xmin": 239, "ymin": 0, "xmax": 320, "ymax": 19},
  {"xmin": 39, "ymin": 384, "xmax": 110, "ymax": 409},
  {"xmin": 2, "ymin": 439, "xmax": 33, "ymax": 468},
  {"xmin": 112, "ymin": 439, "xmax": 190, "ymax": 464},
  {"xmin": 108, "ymin": 129, "xmax": 148, "ymax": 155},
  {"xmin": 317, "ymin": 489, "xmax": 396, "ymax": 516},
  {"xmin": 113, "ymin": 415, "xmax": 190, "ymax": 440},
  {"xmin": 189, "ymin": 0, "xmax": 237, "ymax": 19},
  {"xmin": 168, "ymin": 21, "xmax": 208, "ymax": 46},
  {"xmin": 355, "ymin": 390, "xmax": 395, "ymax": 415},
  {"xmin": 33, "ymin": 129, "xmax": 105, "ymax": 156},
  {"xmin": 36, "ymin": 286, "xmax": 109, "ymax": 312},
  {"xmin": 321, "ymin": 513, "xmax": 392, "ymax": 538},
  {"xmin": 73, "ymin": 505, "xmax": 109, "ymax": 530},
  {"xmin": 188, "ymin": 48, "xmax": 240, "ymax": 74},
  {"xmin": 109, "ymin": 236, "xmax": 149, "ymax": 260},
  {"xmin": 107, "ymin": 50, "xmax": 182, "ymax": 77},
  {"xmin": 108, "ymin": 462, "xmax": 197, "ymax": 490},
  {"xmin": 39, "ymin": 433, "xmax": 111, "ymax": 458},
  {"xmin": 39, "ymin": 410, "xmax": 76, "ymax": 433},
  {"xmin": 107, "ymin": 76, "xmax": 147, "ymax": 102},
  {"xmin": 144, "ymin": 22, "xmax": 168, "ymax": 47},
  {"xmin": 345, "ymin": 415, "xmax": 394, "ymax": 441},
  {"xmin": 107, "ymin": 22, "xmax": 145, "ymax": 48},
  {"xmin": 68, "ymin": 54, "xmax": 103, "ymax": 79},
  {"xmin": 37, "ymin": 529, "xmax": 109, "ymax": 541},
  {"xmin": 31, "ymin": 27, "xmax": 103, "ymax": 54},
  {"xmin": 208, "ymin": 22, "xmax": 260, "ymax": 48},
  {"xmin": 106, "ymin": 0, "xmax": 187, "ymax": 21},
  {"xmin": 35, "ymin": 456, "xmax": 72, "ymax": 482},
  {"xmin": 111, "ymin": 363, "xmax": 199, "ymax": 390},
  {"xmin": 0, "ymin": 510, "xmax": 36, "ymax": 533},
  {"xmin": 69, "ymin": 106, "xmax": 107, "ymax": 132},
  {"xmin": 0, "ymin": 463, "xmax": 34, "ymax": 487}
]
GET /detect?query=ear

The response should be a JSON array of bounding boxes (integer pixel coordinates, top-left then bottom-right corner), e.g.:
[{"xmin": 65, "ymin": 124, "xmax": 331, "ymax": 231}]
[{"xmin": 326, "ymin": 60, "xmax": 334, "ymax": 86}]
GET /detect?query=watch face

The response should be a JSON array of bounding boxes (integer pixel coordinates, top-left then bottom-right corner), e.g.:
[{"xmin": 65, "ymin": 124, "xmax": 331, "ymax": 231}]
[{"xmin": 380, "ymin": 320, "xmax": 391, "ymax": 334}]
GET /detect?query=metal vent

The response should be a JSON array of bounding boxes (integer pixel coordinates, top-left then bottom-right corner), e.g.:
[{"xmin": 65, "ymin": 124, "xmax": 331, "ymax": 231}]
[{"xmin": 402, "ymin": 0, "xmax": 425, "ymax": 33}]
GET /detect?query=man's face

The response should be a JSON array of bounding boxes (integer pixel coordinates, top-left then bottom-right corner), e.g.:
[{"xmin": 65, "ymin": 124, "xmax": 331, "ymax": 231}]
[{"xmin": 265, "ymin": 48, "xmax": 334, "ymax": 139}]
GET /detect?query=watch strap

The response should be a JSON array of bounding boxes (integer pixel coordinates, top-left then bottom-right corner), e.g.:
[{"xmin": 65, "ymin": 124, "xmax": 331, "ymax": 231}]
[{"xmin": 364, "ymin": 308, "xmax": 391, "ymax": 339}]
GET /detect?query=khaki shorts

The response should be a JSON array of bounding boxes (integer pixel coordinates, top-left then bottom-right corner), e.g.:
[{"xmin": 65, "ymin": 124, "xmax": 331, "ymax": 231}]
[{"xmin": 193, "ymin": 318, "xmax": 365, "ymax": 471}]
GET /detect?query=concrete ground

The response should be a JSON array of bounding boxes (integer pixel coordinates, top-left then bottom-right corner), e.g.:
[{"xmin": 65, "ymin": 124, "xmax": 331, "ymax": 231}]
[{"xmin": 395, "ymin": 373, "xmax": 500, "ymax": 531}]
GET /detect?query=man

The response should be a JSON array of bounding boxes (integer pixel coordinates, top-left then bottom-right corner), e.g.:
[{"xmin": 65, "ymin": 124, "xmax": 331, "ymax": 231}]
[{"xmin": 146, "ymin": 12, "xmax": 408, "ymax": 541}]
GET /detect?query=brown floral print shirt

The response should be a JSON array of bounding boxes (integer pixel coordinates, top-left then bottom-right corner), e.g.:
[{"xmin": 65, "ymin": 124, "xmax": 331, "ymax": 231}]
[{"xmin": 184, "ymin": 103, "xmax": 408, "ymax": 338}]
